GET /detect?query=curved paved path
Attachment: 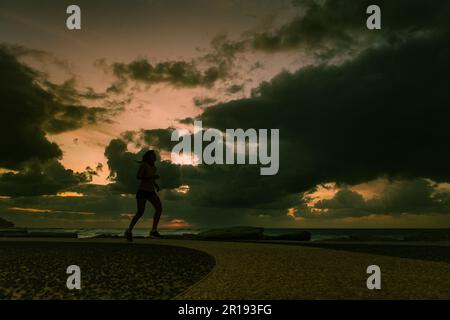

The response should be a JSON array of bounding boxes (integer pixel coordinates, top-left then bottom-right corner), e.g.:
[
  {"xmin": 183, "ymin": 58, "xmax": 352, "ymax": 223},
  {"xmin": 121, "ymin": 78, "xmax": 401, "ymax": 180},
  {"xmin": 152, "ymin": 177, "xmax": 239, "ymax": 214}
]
[{"xmin": 148, "ymin": 239, "xmax": 450, "ymax": 299}]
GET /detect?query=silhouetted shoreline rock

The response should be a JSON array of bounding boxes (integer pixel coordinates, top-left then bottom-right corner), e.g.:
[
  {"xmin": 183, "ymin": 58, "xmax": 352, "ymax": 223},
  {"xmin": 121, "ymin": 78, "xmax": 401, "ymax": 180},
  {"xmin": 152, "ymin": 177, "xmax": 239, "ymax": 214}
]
[
  {"xmin": 320, "ymin": 235, "xmax": 401, "ymax": 242},
  {"xmin": 197, "ymin": 226, "xmax": 265, "ymax": 240},
  {"xmin": 404, "ymin": 230, "xmax": 450, "ymax": 242},
  {"xmin": 0, "ymin": 228, "xmax": 28, "ymax": 237},
  {"xmin": 189, "ymin": 227, "xmax": 312, "ymax": 241},
  {"xmin": 0, "ymin": 228, "xmax": 78, "ymax": 238},
  {"xmin": 0, "ymin": 217, "xmax": 14, "ymax": 228},
  {"xmin": 162, "ymin": 227, "xmax": 312, "ymax": 242},
  {"xmin": 28, "ymin": 231, "xmax": 78, "ymax": 238},
  {"xmin": 4, "ymin": 226, "xmax": 450, "ymax": 243},
  {"xmin": 265, "ymin": 231, "xmax": 311, "ymax": 241}
]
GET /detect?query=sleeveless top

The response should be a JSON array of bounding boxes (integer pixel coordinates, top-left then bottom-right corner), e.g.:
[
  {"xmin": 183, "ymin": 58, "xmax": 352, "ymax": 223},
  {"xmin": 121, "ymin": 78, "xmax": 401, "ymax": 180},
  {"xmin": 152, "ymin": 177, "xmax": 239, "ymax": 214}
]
[{"xmin": 137, "ymin": 162, "xmax": 156, "ymax": 192}]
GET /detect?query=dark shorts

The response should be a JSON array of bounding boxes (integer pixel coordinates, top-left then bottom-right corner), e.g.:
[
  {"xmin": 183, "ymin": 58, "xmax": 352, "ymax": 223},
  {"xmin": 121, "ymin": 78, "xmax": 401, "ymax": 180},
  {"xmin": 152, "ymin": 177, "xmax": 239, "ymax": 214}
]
[{"xmin": 136, "ymin": 189, "xmax": 157, "ymax": 199}]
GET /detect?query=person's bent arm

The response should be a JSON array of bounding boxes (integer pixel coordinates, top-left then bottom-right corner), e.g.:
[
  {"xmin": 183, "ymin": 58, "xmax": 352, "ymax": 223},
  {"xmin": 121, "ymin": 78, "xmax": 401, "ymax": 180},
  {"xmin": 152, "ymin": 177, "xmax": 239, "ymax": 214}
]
[{"xmin": 137, "ymin": 165, "xmax": 159, "ymax": 180}]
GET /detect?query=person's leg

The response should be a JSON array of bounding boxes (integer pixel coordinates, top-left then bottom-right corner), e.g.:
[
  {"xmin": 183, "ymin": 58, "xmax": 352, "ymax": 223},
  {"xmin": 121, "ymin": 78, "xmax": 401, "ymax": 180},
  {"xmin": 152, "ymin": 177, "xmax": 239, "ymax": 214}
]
[
  {"xmin": 128, "ymin": 198, "xmax": 146, "ymax": 232},
  {"xmin": 148, "ymin": 194, "xmax": 162, "ymax": 231}
]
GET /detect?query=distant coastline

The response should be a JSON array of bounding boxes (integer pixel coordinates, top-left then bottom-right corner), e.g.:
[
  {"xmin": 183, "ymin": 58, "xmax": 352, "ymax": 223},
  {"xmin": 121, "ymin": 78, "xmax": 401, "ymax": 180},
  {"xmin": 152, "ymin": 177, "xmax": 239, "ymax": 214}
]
[{"xmin": 1, "ymin": 226, "xmax": 450, "ymax": 242}]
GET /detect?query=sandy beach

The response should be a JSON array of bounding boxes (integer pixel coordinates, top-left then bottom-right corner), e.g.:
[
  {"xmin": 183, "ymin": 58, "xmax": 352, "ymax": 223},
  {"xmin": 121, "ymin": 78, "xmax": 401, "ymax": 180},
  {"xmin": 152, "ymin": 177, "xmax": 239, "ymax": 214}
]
[{"xmin": 1, "ymin": 238, "xmax": 450, "ymax": 300}]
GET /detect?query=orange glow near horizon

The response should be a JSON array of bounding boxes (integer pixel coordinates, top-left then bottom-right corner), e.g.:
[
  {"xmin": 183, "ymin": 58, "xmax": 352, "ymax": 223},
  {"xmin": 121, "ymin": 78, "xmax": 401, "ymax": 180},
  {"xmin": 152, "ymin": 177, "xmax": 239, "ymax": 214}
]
[
  {"xmin": 120, "ymin": 214, "xmax": 192, "ymax": 229},
  {"xmin": 287, "ymin": 207, "xmax": 298, "ymax": 218},
  {"xmin": 163, "ymin": 218, "xmax": 192, "ymax": 229},
  {"xmin": 56, "ymin": 192, "xmax": 85, "ymax": 197},
  {"xmin": 304, "ymin": 183, "xmax": 338, "ymax": 208},
  {"xmin": 175, "ymin": 185, "xmax": 190, "ymax": 194},
  {"xmin": 9, "ymin": 207, "xmax": 51, "ymax": 213},
  {"xmin": 9, "ymin": 207, "xmax": 96, "ymax": 215}
]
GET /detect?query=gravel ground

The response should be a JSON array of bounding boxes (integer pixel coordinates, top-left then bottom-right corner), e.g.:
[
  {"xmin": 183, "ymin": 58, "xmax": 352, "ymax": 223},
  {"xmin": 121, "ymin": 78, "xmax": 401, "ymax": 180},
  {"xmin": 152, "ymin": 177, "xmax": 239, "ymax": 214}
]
[{"xmin": 0, "ymin": 241, "xmax": 215, "ymax": 300}]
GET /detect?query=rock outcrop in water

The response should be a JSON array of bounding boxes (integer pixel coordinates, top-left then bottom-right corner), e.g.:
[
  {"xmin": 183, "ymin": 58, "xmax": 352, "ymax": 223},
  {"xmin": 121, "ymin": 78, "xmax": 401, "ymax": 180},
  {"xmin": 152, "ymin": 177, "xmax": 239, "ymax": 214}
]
[
  {"xmin": 404, "ymin": 230, "xmax": 450, "ymax": 242},
  {"xmin": 0, "ymin": 217, "xmax": 14, "ymax": 228},
  {"xmin": 0, "ymin": 223, "xmax": 313, "ymax": 242},
  {"xmin": 197, "ymin": 226, "xmax": 265, "ymax": 240},
  {"xmin": 266, "ymin": 231, "xmax": 311, "ymax": 241},
  {"xmin": 188, "ymin": 227, "xmax": 312, "ymax": 241}
]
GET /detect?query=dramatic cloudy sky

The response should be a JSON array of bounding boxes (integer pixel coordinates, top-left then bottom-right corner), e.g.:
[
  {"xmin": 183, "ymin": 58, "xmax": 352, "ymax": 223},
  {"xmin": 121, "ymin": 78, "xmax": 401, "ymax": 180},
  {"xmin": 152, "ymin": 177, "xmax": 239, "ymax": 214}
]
[{"xmin": 1, "ymin": 0, "xmax": 450, "ymax": 229}]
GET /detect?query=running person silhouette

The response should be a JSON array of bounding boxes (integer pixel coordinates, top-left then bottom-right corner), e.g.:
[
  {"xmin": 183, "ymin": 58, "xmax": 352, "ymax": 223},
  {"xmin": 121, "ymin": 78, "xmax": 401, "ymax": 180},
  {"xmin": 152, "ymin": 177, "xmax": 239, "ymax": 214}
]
[{"xmin": 125, "ymin": 150, "xmax": 162, "ymax": 241}]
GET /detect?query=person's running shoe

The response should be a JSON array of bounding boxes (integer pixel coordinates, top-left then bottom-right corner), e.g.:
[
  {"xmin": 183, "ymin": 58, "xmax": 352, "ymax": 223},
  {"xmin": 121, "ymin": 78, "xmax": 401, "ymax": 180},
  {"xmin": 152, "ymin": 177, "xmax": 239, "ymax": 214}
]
[
  {"xmin": 124, "ymin": 230, "xmax": 133, "ymax": 242},
  {"xmin": 149, "ymin": 230, "xmax": 163, "ymax": 239}
]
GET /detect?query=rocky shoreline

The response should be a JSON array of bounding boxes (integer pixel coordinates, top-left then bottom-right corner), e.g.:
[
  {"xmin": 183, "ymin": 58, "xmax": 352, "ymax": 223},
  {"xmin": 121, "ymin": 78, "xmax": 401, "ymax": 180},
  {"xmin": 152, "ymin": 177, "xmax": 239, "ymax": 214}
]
[{"xmin": 2, "ymin": 223, "xmax": 450, "ymax": 242}]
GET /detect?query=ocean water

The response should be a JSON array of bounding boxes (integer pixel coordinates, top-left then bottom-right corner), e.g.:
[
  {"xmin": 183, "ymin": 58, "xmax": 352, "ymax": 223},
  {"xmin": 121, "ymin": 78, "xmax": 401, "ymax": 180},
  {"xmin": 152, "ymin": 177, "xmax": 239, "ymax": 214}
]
[{"xmin": 22, "ymin": 227, "xmax": 450, "ymax": 241}]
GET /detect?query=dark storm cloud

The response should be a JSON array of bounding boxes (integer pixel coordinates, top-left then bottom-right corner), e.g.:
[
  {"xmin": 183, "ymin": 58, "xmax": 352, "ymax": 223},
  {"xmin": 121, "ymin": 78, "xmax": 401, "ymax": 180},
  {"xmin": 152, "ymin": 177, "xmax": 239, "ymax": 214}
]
[
  {"xmin": 104, "ymin": 139, "xmax": 140, "ymax": 193},
  {"xmin": 140, "ymin": 129, "xmax": 178, "ymax": 151},
  {"xmin": 104, "ymin": 26, "xmax": 450, "ymax": 214},
  {"xmin": 101, "ymin": 0, "xmax": 450, "ymax": 98},
  {"xmin": 95, "ymin": 2, "xmax": 450, "ymax": 222},
  {"xmin": 199, "ymin": 33, "xmax": 245, "ymax": 71},
  {"xmin": 4, "ymin": 45, "xmax": 73, "ymax": 75},
  {"xmin": 44, "ymin": 105, "xmax": 114, "ymax": 134},
  {"xmin": 226, "ymin": 84, "xmax": 244, "ymax": 94},
  {"xmin": 0, "ymin": 160, "xmax": 94, "ymax": 197},
  {"xmin": 103, "ymin": 125, "xmax": 282, "ymax": 209},
  {"xmin": 0, "ymin": 45, "xmax": 116, "ymax": 169},
  {"xmin": 178, "ymin": 117, "xmax": 195, "ymax": 125},
  {"xmin": 0, "ymin": 45, "xmax": 117, "ymax": 197},
  {"xmin": 0, "ymin": 184, "xmax": 136, "ymax": 226},
  {"xmin": 104, "ymin": 127, "xmax": 300, "ymax": 210},
  {"xmin": 104, "ymin": 139, "xmax": 182, "ymax": 193},
  {"xmin": 0, "ymin": 46, "xmax": 62, "ymax": 169},
  {"xmin": 307, "ymin": 179, "xmax": 450, "ymax": 218},
  {"xmin": 187, "ymin": 0, "xmax": 450, "ymax": 63},
  {"xmin": 249, "ymin": 0, "xmax": 450, "ymax": 56},
  {"xmin": 100, "ymin": 29, "xmax": 450, "ymax": 223},
  {"xmin": 193, "ymin": 96, "xmax": 218, "ymax": 107},
  {"xmin": 40, "ymin": 79, "xmax": 124, "ymax": 134},
  {"xmin": 105, "ymin": 34, "xmax": 245, "ymax": 92},
  {"xmin": 43, "ymin": 79, "xmax": 107, "ymax": 104},
  {"xmin": 183, "ymin": 165, "xmax": 299, "ymax": 210},
  {"xmin": 196, "ymin": 31, "xmax": 450, "ymax": 207},
  {"xmin": 0, "ymin": 182, "xmax": 258, "ymax": 228},
  {"xmin": 109, "ymin": 58, "xmax": 228, "ymax": 91},
  {"xmin": 207, "ymin": 34, "xmax": 246, "ymax": 61}
]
